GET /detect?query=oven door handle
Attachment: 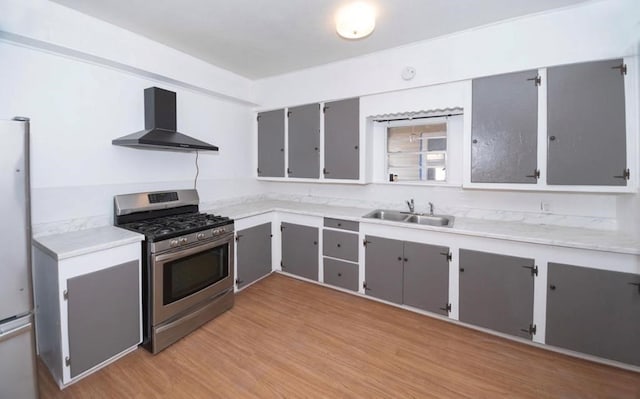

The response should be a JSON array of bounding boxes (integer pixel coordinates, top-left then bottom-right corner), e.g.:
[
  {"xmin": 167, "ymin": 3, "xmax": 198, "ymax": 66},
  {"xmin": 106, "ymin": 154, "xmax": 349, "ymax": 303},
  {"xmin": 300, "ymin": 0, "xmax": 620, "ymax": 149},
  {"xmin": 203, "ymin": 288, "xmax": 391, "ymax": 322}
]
[{"xmin": 154, "ymin": 235, "xmax": 233, "ymax": 263}]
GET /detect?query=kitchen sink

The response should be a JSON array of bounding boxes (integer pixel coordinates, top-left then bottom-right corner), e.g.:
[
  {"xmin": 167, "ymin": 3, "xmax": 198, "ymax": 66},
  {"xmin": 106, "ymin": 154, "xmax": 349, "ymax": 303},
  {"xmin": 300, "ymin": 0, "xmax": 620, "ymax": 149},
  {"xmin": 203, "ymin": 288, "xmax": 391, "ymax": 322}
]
[{"xmin": 363, "ymin": 209, "xmax": 454, "ymax": 227}]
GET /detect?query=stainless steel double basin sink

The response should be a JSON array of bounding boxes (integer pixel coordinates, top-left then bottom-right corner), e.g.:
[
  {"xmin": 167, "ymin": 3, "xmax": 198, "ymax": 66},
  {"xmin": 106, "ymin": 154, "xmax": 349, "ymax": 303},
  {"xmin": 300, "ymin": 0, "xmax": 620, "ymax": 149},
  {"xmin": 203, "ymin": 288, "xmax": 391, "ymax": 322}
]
[{"xmin": 363, "ymin": 209, "xmax": 454, "ymax": 227}]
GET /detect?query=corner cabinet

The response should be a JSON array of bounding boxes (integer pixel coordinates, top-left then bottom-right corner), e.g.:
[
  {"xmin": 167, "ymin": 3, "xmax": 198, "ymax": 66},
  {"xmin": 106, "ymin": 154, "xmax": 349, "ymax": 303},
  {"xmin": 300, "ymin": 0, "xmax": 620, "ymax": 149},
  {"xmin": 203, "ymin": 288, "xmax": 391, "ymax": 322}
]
[
  {"xmin": 466, "ymin": 57, "xmax": 634, "ymax": 191},
  {"xmin": 235, "ymin": 222, "xmax": 272, "ymax": 289},
  {"xmin": 257, "ymin": 109, "xmax": 285, "ymax": 177},
  {"xmin": 32, "ymin": 227, "xmax": 143, "ymax": 388},
  {"xmin": 256, "ymin": 97, "xmax": 362, "ymax": 183}
]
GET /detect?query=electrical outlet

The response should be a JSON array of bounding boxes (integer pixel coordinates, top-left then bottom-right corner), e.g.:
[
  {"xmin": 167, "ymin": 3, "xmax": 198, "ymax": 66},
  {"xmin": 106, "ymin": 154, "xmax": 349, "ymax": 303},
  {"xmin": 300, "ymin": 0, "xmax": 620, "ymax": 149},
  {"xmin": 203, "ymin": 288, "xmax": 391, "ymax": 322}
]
[{"xmin": 540, "ymin": 201, "xmax": 551, "ymax": 213}]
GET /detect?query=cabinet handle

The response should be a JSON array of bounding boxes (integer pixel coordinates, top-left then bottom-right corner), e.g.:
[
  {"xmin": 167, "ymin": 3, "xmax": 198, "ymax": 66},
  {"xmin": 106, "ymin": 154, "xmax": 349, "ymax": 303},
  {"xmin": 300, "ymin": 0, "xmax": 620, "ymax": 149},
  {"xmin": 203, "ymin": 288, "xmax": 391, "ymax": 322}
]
[
  {"xmin": 397, "ymin": 256, "xmax": 402, "ymax": 261},
  {"xmin": 629, "ymin": 282, "xmax": 640, "ymax": 294},
  {"xmin": 549, "ymin": 284, "xmax": 556, "ymax": 290},
  {"xmin": 337, "ymin": 273, "xmax": 342, "ymax": 277},
  {"xmin": 459, "ymin": 268, "xmax": 465, "ymax": 272},
  {"xmin": 354, "ymin": 145, "xmax": 359, "ymax": 150},
  {"xmin": 404, "ymin": 258, "xmax": 408, "ymax": 262},
  {"xmin": 472, "ymin": 139, "xmax": 478, "ymax": 144},
  {"xmin": 549, "ymin": 136, "xmax": 556, "ymax": 141},
  {"xmin": 313, "ymin": 241, "xmax": 318, "ymax": 245},
  {"xmin": 337, "ymin": 243, "xmax": 341, "ymax": 247},
  {"xmin": 280, "ymin": 148, "xmax": 284, "ymax": 152}
]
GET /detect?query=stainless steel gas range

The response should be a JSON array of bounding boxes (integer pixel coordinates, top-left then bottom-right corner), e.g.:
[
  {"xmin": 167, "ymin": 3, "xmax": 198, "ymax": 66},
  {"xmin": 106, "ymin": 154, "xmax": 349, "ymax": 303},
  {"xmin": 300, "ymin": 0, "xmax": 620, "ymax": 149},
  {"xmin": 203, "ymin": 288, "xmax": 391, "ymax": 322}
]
[{"xmin": 114, "ymin": 189, "xmax": 234, "ymax": 354}]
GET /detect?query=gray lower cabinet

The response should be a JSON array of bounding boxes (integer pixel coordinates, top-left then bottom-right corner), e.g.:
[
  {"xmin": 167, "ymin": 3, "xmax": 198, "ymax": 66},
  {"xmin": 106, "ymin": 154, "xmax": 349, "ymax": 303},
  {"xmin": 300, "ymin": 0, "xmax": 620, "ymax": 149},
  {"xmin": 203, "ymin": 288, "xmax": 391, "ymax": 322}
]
[
  {"xmin": 471, "ymin": 70, "xmax": 539, "ymax": 184},
  {"xmin": 257, "ymin": 109, "xmax": 285, "ymax": 177},
  {"xmin": 236, "ymin": 223, "xmax": 272, "ymax": 289},
  {"xmin": 323, "ymin": 258, "xmax": 358, "ymax": 292},
  {"xmin": 323, "ymin": 97, "xmax": 360, "ymax": 180},
  {"xmin": 459, "ymin": 249, "xmax": 535, "ymax": 339},
  {"xmin": 281, "ymin": 222, "xmax": 319, "ymax": 280},
  {"xmin": 546, "ymin": 263, "xmax": 640, "ymax": 366},
  {"xmin": 67, "ymin": 261, "xmax": 140, "ymax": 378},
  {"xmin": 364, "ymin": 236, "xmax": 404, "ymax": 304},
  {"xmin": 547, "ymin": 59, "xmax": 628, "ymax": 186},
  {"xmin": 323, "ymin": 229, "xmax": 358, "ymax": 262},
  {"xmin": 288, "ymin": 103, "xmax": 320, "ymax": 178},
  {"xmin": 364, "ymin": 236, "xmax": 450, "ymax": 313},
  {"xmin": 403, "ymin": 242, "xmax": 450, "ymax": 315}
]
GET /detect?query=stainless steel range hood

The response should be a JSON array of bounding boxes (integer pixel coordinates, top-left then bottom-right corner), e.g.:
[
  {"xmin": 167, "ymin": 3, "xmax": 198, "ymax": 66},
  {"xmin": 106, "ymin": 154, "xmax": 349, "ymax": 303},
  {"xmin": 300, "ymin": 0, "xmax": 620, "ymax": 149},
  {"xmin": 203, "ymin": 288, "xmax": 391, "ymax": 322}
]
[{"xmin": 113, "ymin": 87, "xmax": 219, "ymax": 151}]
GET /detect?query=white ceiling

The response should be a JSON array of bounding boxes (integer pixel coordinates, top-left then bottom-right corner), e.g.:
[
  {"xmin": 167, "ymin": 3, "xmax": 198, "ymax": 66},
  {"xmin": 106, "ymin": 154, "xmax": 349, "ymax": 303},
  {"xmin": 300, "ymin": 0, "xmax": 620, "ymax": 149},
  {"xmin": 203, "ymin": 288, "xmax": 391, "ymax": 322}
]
[{"xmin": 51, "ymin": 0, "xmax": 590, "ymax": 79}]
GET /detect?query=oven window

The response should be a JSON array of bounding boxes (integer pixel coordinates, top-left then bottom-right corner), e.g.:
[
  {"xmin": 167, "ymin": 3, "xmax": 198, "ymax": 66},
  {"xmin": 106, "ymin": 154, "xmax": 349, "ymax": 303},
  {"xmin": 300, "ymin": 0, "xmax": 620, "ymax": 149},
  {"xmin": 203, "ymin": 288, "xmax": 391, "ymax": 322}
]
[{"xmin": 163, "ymin": 244, "xmax": 228, "ymax": 305}]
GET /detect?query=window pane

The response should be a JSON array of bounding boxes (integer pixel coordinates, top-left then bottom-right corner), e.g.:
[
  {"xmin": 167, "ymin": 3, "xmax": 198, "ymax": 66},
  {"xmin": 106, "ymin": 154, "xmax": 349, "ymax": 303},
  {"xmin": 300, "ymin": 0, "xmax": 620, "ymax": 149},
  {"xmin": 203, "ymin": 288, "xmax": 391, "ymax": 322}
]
[
  {"xmin": 427, "ymin": 137, "xmax": 447, "ymax": 151},
  {"xmin": 386, "ymin": 122, "xmax": 448, "ymax": 182}
]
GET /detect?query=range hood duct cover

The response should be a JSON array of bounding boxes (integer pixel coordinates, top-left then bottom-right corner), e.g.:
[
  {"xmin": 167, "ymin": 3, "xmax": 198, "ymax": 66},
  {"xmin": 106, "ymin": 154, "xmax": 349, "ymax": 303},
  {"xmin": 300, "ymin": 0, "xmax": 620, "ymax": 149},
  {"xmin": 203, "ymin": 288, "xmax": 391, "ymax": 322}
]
[{"xmin": 112, "ymin": 87, "xmax": 219, "ymax": 151}]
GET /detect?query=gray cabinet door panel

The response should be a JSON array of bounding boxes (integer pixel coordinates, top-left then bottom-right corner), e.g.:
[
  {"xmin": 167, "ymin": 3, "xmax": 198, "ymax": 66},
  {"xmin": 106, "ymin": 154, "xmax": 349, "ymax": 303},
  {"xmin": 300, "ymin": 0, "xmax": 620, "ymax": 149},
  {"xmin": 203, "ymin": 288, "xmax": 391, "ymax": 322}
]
[
  {"xmin": 281, "ymin": 222, "xmax": 318, "ymax": 281},
  {"xmin": 364, "ymin": 236, "xmax": 404, "ymax": 304},
  {"xmin": 323, "ymin": 218, "xmax": 359, "ymax": 232},
  {"xmin": 288, "ymin": 104, "xmax": 320, "ymax": 178},
  {"xmin": 257, "ymin": 109, "xmax": 285, "ymax": 177},
  {"xmin": 323, "ymin": 230, "xmax": 358, "ymax": 262},
  {"xmin": 546, "ymin": 263, "xmax": 640, "ymax": 366},
  {"xmin": 323, "ymin": 258, "xmax": 359, "ymax": 292},
  {"xmin": 67, "ymin": 261, "xmax": 140, "ymax": 378},
  {"xmin": 459, "ymin": 250, "xmax": 534, "ymax": 339},
  {"xmin": 471, "ymin": 70, "xmax": 538, "ymax": 183},
  {"xmin": 403, "ymin": 242, "xmax": 450, "ymax": 315},
  {"xmin": 547, "ymin": 59, "xmax": 627, "ymax": 186},
  {"xmin": 236, "ymin": 223, "xmax": 272, "ymax": 288},
  {"xmin": 324, "ymin": 97, "xmax": 360, "ymax": 180}
]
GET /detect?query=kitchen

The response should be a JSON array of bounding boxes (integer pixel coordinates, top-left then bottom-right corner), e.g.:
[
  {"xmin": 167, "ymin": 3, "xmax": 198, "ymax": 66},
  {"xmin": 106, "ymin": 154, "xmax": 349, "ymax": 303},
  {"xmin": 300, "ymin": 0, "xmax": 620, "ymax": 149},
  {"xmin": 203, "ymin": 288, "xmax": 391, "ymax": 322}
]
[{"xmin": 1, "ymin": 0, "xmax": 639, "ymax": 397}]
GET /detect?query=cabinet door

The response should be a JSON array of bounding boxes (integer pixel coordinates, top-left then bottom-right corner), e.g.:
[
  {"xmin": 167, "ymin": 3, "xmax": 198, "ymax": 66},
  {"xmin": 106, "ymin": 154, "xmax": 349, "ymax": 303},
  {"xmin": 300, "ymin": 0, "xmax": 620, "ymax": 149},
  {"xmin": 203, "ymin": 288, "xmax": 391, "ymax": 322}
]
[
  {"xmin": 236, "ymin": 223, "xmax": 272, "ymax": 289},
  {"xmin": 471, "ymin": 70, "xmax": 539, "ymax": 183},
  {"xmin": 257, "ymin": 109, "xmax": 285, "ymax": 177},
  {"xmin": 323, "ymin": 258, "xmax": 359, "ymax": 292},
  {"xmin": 459, "ymin": 250, "xmax": 535, "ymax": 339},
  {"xmin": 547, "ymin": 59, "xmax": 627, "ymax": 186},
  {"xmin": 546, "ymin": 263, "xmax": 640, "ymax": 366},
  {"xmin": 323, "ymin": 98, "xmax": 360, "ymax": 180},
  {"xmin": 403, "ymin": 242, "xmax": 450, "ymax": 315},
  {"xmin": 364, "ymin": 236, "xmax": 404, "ymax": 304},
  {"xmin": 281, "ymin": 222, "xmax": 319, "ymax": 281},
  {"xmin": 288, "ymin": 104, "xmax": 320, "ymax": 178},
  {"xmin": 67, "ymin": 261, "xmax": 140, "ymax": 378}
]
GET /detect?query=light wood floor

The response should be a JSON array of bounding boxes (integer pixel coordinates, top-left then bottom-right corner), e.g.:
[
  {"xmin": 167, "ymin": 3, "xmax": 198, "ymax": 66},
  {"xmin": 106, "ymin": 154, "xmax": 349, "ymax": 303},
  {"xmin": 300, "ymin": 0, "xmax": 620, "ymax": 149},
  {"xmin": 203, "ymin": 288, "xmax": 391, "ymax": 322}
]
[{"xmin": 39, "ymin": 273, "xmax": 640, "ymax": 398}]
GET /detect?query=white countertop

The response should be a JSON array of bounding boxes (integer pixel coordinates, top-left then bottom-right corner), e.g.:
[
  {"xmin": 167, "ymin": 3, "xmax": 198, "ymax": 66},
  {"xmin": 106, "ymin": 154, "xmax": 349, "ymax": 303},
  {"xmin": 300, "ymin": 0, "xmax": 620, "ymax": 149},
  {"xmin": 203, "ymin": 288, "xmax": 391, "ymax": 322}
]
[
  {"xmin": 205, "ymin": 199, "xmax": 640, "ymax": 255},
  {"xmin": 33, "ymin": 225, "xmax": 144, "ymax": 260}
]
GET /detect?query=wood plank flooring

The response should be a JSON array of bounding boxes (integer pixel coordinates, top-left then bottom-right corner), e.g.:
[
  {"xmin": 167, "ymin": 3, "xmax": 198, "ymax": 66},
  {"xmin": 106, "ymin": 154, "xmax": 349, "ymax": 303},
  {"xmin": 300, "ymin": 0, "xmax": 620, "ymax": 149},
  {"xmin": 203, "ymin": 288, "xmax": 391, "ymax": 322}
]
[{"xmin": 39, "ymin": 273, "xmax": 640, "ymax": 398}]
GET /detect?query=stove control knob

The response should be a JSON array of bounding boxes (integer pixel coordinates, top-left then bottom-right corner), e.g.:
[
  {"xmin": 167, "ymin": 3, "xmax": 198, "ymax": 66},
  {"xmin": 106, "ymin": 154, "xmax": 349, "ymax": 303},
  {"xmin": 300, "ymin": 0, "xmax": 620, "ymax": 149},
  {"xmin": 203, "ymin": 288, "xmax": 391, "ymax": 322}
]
[
  {"xmin": 179, "ymin": 237, "xmax": 188, "ymax": 245},
  {"xmin": 170, "ymin": 239, "xmax": 179, "ymax": 248},
  {"xmin": 197, "ymin": 233, "xmax": 205, "ymax": 240}
]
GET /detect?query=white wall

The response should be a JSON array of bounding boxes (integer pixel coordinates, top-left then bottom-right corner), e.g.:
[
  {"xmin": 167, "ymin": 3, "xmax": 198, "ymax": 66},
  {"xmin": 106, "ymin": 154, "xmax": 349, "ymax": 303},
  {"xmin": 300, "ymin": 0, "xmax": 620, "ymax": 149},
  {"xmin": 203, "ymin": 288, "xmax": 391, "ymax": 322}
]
[
  {"xmin": 252, "ymin": 0, "xmax": 640, "ymax": 233},
  {"xmin": 0, "ymin": 41, "xmax": 259, "ymax": 232}
]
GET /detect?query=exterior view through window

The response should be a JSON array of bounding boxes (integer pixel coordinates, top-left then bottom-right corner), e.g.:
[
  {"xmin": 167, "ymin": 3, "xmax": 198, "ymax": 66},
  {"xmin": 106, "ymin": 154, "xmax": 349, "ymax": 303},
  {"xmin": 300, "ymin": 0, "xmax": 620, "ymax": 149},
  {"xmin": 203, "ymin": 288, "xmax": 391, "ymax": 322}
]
[{"xmin": 387, "ymin": 122, "xmax": 447, "ymax": 182}]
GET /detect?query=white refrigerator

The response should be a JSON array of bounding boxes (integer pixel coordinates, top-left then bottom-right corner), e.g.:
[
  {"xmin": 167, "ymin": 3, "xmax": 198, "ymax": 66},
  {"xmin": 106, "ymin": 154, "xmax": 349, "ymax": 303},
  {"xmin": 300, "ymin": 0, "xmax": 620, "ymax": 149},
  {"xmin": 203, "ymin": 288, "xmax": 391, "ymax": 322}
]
[{"xmin": 0, "ymin": 117, "xmax": 39, "ymax": 398}]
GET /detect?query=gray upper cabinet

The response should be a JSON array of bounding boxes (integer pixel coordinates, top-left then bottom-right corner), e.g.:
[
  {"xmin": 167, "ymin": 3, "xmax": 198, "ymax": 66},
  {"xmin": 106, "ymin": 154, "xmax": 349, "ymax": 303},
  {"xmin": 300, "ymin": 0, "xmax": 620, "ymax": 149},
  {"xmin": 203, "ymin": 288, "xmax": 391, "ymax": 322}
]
[
  {"xmin": 257, "ymin": 109, "xmax": 285, "ymax": 177},
  {"xmin": 403, "ymin": 242, "xmax": 450, "ymax": 315},
  {"xmin": 67, "ymin": 261, "xmax": 140, "ymax": 378},
  {"xmin": 471, "ymin": 70, "xmax": 539, "ymax": 184},
  {"xmin": 323, "ymin": 98, "xmax": 360, "ymax": 180},
  {"xmin": 236, "ymin": 223, "xmax": 272, "ymax": 289},
  {"xmin": 288, "ymin": 103, "xmax": 320, "ymax": 178},
  {"xmin": 547, "ymin": 59, "xmax": 628, "ymax": 186},
  {"xmin": 364, "ymin": 236, "xmax": 404, "ymax": 304},
  {"xmin": 546, "ymin": 263, "xmax": 640, "ymax": 366},
  {"xmin": 459, "ymin": 249, "xmax": 535, "ymax": 339},
  {"xmin": 281, "ymin": 222, "xmax": 319, "ymax": 281}
]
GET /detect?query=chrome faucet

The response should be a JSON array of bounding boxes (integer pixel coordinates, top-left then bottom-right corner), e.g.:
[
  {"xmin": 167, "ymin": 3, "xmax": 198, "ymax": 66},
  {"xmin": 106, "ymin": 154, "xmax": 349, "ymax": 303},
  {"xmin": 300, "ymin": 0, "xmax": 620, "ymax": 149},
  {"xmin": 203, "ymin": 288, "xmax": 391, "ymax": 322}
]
[
  {"xmin": 428, "ymin": 202, "xmax": 434, "ymax": 216},
  {"xmin": 406, "ymin": 199, "xmax": 415, "ymax": 213}
]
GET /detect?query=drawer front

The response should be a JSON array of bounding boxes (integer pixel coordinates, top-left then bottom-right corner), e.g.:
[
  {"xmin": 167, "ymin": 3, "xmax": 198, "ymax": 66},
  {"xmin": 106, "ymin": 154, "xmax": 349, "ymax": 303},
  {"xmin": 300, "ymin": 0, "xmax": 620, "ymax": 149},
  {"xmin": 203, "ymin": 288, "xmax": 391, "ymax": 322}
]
[
  {"xmin": 323, "ymin": 230, "xmax": 358, "ymax": 262},
  {"xmin": 323, "ymin": 217, "xmax": 359, "ymax": 232},
  {"xmin": 323, "ymin": 258, "xmax": 358, "ymax": 292}
]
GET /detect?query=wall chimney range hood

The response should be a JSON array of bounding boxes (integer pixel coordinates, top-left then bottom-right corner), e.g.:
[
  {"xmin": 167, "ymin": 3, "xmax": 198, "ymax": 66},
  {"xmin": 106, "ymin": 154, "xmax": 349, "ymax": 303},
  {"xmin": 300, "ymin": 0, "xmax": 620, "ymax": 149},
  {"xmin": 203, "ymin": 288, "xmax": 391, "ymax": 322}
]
[{"xmin": 113, "ymin": 87, "xmax": 219, "ymax": 151}]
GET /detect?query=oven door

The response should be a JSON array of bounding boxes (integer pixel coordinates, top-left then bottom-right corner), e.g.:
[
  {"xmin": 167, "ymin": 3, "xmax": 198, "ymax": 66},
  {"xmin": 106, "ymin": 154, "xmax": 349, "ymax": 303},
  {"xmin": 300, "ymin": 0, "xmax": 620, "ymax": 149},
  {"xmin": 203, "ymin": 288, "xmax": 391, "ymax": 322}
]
[{"xmin": 152, "ymin": 233, "xmax": 234, "ymax": 325}]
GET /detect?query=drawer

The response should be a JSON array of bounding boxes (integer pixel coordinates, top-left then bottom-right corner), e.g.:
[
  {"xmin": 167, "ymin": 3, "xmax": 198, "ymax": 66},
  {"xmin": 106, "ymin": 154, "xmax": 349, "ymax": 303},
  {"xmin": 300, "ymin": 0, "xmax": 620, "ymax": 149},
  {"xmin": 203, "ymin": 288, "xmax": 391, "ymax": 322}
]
[
  {"xmin": 323, "ymin": 218, "xmax": 359, "ymax": 232},
  {"xmin": 323, "ymin": 258, "xmax": 358, "ymax": 292},
  {"xmin": 323, "ymin": 230, "xmax": 358, "ymax": 262}
]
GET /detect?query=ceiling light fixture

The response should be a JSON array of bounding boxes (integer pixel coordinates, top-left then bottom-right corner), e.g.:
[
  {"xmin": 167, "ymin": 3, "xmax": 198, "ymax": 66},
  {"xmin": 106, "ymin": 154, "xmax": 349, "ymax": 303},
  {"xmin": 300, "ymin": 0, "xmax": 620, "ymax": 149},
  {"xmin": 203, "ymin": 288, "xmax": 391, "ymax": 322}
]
[{"xmin": 335, "ymin": 2, "xmax": 376, "ymax": 40}]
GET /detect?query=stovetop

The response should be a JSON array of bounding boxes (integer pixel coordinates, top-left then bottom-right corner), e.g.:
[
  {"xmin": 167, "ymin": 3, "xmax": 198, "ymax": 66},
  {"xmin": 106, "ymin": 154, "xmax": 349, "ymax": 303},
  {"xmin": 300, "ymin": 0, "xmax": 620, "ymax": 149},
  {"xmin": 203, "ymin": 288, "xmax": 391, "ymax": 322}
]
[{"xmin": 119, "ymin": 212, "xmax": 233, "ymax": 241}]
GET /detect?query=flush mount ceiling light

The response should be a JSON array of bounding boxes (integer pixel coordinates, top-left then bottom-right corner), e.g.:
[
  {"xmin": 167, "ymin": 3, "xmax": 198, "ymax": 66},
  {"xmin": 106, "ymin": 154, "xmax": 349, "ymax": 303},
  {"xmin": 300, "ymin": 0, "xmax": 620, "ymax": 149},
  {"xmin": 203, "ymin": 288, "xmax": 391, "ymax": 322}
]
[{"xmin": 335, "ymin": 2, "xmax": 376, "ymax": 40}]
